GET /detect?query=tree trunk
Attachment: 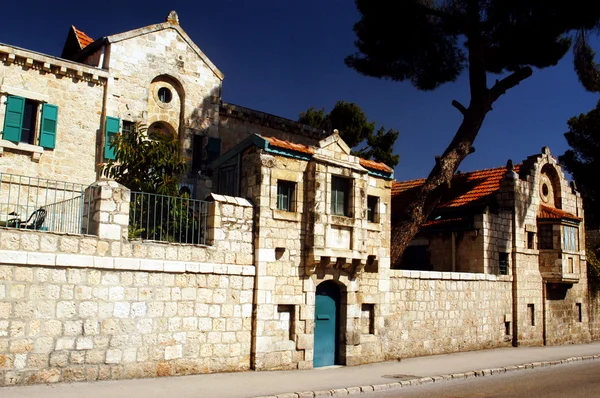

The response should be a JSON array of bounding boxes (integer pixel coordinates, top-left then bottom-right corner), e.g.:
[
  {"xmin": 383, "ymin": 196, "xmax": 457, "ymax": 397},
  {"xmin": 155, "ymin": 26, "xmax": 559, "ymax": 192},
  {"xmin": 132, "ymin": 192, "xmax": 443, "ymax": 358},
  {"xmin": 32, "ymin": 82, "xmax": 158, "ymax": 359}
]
[{"xmin": 390, "ymin": 67, "xmax": 533, "ymax": 266}]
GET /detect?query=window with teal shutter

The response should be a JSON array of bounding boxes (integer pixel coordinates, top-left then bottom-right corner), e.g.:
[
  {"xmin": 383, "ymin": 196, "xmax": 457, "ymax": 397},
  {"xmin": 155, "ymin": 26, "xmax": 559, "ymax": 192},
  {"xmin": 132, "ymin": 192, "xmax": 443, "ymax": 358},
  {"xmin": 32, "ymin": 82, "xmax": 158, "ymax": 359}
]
[
  {"xmin": 104, "ymin": 116, "xmax": 120, "ymax": 160},
  {"xmin": 206, "ymin": 137, "xmax": 221, "ymax": 164},
  {"xmin": 2, "ymin": 95, "xmax": 25, "ymax": 142},
  {"xmin": 39, "ymin": 103, "xmax": 58, "ymax": 149}
]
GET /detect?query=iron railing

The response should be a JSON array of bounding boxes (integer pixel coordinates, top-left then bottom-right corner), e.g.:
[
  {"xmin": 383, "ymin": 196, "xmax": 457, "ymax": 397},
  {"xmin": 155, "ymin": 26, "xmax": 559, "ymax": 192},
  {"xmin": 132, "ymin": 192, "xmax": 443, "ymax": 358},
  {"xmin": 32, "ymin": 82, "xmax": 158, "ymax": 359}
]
[
  {"xmin": 0, "ymin": 173, "xmax": 92, "ymax": 234},
  {"xmin": 129, "ymin": 191, "xmax": 209, "ymax": 245}
]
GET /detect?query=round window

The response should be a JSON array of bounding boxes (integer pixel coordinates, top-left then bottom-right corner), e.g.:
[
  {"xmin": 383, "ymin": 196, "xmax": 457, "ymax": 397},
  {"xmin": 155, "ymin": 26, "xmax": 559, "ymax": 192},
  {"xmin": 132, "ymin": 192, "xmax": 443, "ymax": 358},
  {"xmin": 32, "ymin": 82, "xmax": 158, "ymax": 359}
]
[
  {"xmin": 157, "ymin": 87, "xmax": 172, "ymax": 104},
  {"xmin": 541, "ymin": 183, "xmax": 549, "ymax": 197}
]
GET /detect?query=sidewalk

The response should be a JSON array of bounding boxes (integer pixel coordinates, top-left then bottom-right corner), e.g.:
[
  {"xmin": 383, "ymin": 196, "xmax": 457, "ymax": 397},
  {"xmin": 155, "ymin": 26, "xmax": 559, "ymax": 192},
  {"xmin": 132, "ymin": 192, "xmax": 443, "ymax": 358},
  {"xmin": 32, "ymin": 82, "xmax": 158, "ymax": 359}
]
[{"xmin": 3, "ymin": 342, "xmax": 600, "ymax": 398}]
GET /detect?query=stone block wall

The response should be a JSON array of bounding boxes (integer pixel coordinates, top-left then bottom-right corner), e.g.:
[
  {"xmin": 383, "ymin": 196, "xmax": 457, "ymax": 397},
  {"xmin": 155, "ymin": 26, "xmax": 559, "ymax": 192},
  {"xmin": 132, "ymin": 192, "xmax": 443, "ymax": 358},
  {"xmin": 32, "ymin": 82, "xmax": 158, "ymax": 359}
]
[
  {"xmin": 384, "ymin": 271, "xmax": 513, "ymax": 359},
  {"xmin": 0, "ymin": 181, "xmax": 256, "ymax": 386},
  {"xmin": 590, "ymin": 286, "xmax": 600, "ymax": 340}
]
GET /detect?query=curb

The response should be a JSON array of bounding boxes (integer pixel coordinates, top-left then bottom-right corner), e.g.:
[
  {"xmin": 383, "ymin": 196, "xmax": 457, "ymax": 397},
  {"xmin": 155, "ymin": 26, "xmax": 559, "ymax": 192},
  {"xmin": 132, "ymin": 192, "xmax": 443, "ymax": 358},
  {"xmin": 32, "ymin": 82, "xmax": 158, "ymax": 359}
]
[{"xmin": 252, "ymin": 354, "xmax": 600, "ymax": 398}]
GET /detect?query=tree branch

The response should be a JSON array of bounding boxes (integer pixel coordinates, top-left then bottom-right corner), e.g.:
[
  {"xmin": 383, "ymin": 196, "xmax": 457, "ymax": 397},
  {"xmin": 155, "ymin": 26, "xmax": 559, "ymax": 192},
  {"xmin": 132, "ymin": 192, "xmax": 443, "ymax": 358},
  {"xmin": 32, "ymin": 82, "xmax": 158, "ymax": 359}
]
[
  {"xmin": 452, "ymin": 100, "xmax": 467, "ymax": 115},
  {"xmin": 489, "ymin": 67, "xmax": 533, "ymax": 103},
  {"xmin": 466, "ymin": 0, "xmax": 487, "ymax": 100},
  {"xmin": 415, "ymin": 3, "xmax": 457, "ymax": 22}
]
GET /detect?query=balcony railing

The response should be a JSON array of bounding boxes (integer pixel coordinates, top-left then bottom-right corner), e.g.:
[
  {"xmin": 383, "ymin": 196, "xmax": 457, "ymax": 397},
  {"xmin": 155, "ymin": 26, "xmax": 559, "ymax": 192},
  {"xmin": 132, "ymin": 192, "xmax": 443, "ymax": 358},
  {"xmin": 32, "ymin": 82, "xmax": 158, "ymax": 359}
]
[
  {"xmin": 0, "ymin": 173, "xmax": 92, "ymax": 234},
  {"xmin": 129, "ymin": 191, "xmax": 209, "ymax": 245}
]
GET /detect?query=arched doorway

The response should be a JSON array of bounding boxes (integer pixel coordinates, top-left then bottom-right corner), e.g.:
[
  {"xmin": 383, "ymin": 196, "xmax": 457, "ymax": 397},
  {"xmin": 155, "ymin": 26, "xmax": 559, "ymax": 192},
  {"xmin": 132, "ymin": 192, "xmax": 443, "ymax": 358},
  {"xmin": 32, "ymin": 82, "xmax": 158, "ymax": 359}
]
[{"xmin": 314, "ymin": 281, "xmax": 341, "ymax": 367}]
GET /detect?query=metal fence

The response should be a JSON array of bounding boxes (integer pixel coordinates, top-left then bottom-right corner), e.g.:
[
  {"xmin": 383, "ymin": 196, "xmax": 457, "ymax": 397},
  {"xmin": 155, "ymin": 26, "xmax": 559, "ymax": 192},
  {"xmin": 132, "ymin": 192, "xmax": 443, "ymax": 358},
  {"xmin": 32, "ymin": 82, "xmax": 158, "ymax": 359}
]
[
  {"xmin": 0, "ymin": 173, "xmax": 92, "ymax": 234},
  {"xmin": 129, "ymin": 191, "xmax": 209, "ymax": 245}
]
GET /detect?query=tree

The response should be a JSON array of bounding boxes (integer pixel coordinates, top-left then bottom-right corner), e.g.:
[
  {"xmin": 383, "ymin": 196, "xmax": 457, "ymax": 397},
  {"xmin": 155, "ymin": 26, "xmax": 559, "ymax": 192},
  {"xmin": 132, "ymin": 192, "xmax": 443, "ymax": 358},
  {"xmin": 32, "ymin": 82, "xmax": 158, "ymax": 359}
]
[
  {"xmin": 559, "ymin": 101, "xmax": 600, "ymax": 229},
  {"xmin": 298, "ymin": 101, "xmax": 400, "ymax": 167},
  {"xmin": 345, "ymin": 0, "xmax": 600, "ymax": 259},
  {"xmin": 574, "ymin": 25, "xmax": 600, "ymax": 92},
  {"xmin": 100, "ymin": 123, "xmax": 187, "ymax": 196}
]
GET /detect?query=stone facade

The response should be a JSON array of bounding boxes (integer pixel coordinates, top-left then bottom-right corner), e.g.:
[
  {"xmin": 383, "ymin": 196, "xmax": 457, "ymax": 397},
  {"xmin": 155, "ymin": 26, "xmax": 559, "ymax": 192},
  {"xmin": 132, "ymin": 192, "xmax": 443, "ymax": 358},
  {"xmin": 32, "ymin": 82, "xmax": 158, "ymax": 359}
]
[
  {"xmin": 0, "ymin": 9, "xmax": 598, "ymax": 389},
  {"xmin": 393, "ymin": 148, "xmax": 591, "ymax": 348}
]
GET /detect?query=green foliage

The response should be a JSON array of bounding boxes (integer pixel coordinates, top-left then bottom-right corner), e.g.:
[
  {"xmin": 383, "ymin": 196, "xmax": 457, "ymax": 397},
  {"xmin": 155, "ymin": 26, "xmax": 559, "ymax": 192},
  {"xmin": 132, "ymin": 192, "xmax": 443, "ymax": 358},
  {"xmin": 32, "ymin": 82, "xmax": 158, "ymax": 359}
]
[
  {"xmin": 587, "ymin": 246, "xmax": 600, "ymax": 291},
  {"xmin": 574, "ymin": 28, "xmax": 600, "ymax": 93},
  {"xmin": 298, "ymin": 101, "xmax": 400, "ymax": 167},
  {"xmin": 559, "ymin": 100, "xmax": 600, "ymax": 229},
  {"xmin": 101, "ymin": 123, "xmax": 204, "ymax": 244},
  {"xmin": 100, "ymin": 123, "xmax": 187, "ymax": 196},
  {"xmin": 345, "ymin": 0, "xmax": 600, "ymax": 91}
]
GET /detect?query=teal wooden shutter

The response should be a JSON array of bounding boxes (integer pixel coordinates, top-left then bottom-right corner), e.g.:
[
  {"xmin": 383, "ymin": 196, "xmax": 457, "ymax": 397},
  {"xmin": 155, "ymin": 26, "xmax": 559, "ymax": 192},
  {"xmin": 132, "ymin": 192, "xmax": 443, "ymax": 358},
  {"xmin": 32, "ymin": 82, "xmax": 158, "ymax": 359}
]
[
  {"xmin": 104, "ymin": 116, "xmax": 120, "ymax": 160},
  {"xmin": 40, "ymin": 103, "xmax": 58, "ymax": 149},
  {"xmin": 2, "ymin": 95, "xmax": 25, "ymax": 142},
  {"xmin": 206, "ymin": 137, "xmax": 221, "ymax": 163}
]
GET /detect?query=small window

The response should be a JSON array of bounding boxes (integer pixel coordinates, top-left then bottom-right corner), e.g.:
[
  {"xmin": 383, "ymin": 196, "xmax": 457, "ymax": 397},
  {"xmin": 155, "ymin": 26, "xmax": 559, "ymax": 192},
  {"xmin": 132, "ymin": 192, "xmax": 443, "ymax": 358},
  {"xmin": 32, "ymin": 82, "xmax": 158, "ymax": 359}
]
[
  {"xmin": 499, "ymin": 252, "xmax": 509, "ymax": 275},
  {"xmin": 576, "ymin": 303, "xmax": 582, "ymax": 323},
  {"xmin": 505, "ymin": 321, "xmax": 511, "ymax": 336},
  {"xmin": 527, "ymin": 231, "xmax": 535, "ymax": 250},
  {"xmin": 122, "ymin": 121, "xmax": 135, "ymax": 136},
  {"xmin": 2, "ymin": 95, "xmax": 58, "ymax": 149},
  {"xmin": 157, "ymin": 87, "xmax": 172, "ymax": 103},
  {"xmin": 361, "ymin": 304, "xmax": 375, "ymax": 335},
  {"xmin": 277, "ymin": 180, "xmax": 296, "ymax": 212},
  {"xmin": 367, "ymin": 195, "xmax": 379, "ymax": 222},
  {"xmin": 217, "ymin": 166, "xmax": 236, "ymax": 197},
  {"xmin": 527, "ymin": 304, "xmax": 535, "ymax": 326},
  {"xmin": 538, "ymin": 224, "xmax": 553, "ymax": 250},
  {"xmin": 331, "ymin": 176, "xmax": 351, "ymax": 216},
  {"xmin": 563, "ymin": 225, "xmax": 578, "ymax": 251}
]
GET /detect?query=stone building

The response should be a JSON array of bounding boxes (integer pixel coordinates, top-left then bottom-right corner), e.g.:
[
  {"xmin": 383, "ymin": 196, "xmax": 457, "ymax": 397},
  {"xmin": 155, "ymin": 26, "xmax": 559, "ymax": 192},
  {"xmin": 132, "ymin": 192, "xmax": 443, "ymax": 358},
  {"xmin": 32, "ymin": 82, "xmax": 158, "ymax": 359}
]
[
  {"xmin": 392, "ymin": 148, "xmax": 590, "ymax": 347},
  {"xmin": 0, "ymin": 10, "xmax": 597, "ymax": 387}
]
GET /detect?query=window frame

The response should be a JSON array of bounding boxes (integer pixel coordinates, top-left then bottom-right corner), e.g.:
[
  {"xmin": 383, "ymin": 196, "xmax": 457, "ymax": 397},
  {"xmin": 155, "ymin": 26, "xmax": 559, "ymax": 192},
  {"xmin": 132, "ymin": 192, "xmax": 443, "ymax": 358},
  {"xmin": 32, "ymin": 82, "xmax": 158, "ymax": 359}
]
[
  {"xmin": 498, "ymin": 252, "xmax": 509, "ymax": 275},
  {"xmin": 2, "ymin": 95, "xmax": 58, "ymax": 149},
  {"xmin": 367, "ymin": 195, "xmax": 379, "ymax": 223},
  {"xmin": 276, "ymin": 180, "xmax": 296, "ymax": 212},
  {"xmin": 331, "ymin": 175, "xmax": 351, "ymax": 217},
  {"xmin": 562, "ymin": 225, "xmax": 578, "ymax": 252},
  {"xmin": 538, "ymin": 224, "xmax": 554, "ymax": 250}
]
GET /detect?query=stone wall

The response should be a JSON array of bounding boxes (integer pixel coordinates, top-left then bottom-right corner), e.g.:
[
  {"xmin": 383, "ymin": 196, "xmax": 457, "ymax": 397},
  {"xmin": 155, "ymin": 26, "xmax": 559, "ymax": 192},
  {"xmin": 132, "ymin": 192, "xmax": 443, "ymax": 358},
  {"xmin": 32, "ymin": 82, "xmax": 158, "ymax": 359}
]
[
  {"xmin": 0, "ymin": 181, "xmax": 256, "ymax": 386},
  {"xmin": 0, "ymin": 44, "xmax": 107, "ymax": 185},
  {"xmin": 384, "ymin": 271, "xmax": 513, "ymax": 359},
  {"xmin": 218, "ymin": 102, "xmax": 326, "ymax": 154},
  {"xmin": 590, "ymin": 286, "xmax": 600, "ymax": 340}
]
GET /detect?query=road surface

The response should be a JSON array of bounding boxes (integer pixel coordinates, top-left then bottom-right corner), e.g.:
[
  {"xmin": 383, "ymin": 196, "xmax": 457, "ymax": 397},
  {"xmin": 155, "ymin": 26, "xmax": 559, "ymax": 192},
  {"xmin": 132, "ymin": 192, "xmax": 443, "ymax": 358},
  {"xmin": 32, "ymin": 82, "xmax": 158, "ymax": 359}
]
[{"xmin": 367, "ymin": 360, "xmax": 600, "ymax": 398}]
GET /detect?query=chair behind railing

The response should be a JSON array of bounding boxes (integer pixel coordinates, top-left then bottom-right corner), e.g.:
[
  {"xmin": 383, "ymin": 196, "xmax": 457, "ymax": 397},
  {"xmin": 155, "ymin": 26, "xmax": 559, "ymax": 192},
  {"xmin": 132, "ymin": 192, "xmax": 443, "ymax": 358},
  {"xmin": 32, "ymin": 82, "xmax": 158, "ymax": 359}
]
[{"xmin": 0, "ymin": 173, "xmax": 92, "ymax": 234}]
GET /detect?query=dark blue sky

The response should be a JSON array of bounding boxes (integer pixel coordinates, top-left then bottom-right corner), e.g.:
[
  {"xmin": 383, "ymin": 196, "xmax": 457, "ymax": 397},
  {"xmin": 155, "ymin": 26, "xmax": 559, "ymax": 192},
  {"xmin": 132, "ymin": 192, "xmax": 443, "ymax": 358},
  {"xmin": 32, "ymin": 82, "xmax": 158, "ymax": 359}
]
[{"xmin": 3, "ymin": 1, "xmax": 599, "ymax": 181}]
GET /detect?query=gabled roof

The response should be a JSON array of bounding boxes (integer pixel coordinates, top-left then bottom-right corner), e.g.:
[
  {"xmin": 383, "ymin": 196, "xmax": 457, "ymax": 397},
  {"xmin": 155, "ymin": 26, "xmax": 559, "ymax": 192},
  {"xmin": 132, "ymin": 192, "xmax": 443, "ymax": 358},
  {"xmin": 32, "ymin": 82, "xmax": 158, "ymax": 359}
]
[
  {"xmin": 392, "ymin": 165, "xmax": 520, "ymax": 211},
  {"xmin": 211, "ymin": 133, "xmax": 393, "ymax": 178},
  {"xmin": 73, "ymin": 26, "xmax": 94, "ymax": 49}
]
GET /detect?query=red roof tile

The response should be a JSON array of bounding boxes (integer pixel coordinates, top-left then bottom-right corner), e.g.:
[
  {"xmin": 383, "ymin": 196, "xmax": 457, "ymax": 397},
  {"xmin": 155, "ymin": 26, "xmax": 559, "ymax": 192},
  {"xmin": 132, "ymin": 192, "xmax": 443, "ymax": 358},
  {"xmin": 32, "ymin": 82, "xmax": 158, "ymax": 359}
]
[
  {"xmin": 393, "ymin": 165, "xmax": 521, "ymax": 209},
  {"xmin": 262, "ymin": 135, "xmax": 393, "ymax": 174},
  {"xmin": 538, "ymin": 205, "xmax": 581, "ymax": 221},
  {"xmin": 359, "ymin": 158, "xmax": 393, "ymax": 174},
  {"xmin": 73, "ymin": 26, "xmax": 94, "ymax": 49},
  {"xmin": 262, "ymin": 136, "xmax": 314, "ymax": 155}
]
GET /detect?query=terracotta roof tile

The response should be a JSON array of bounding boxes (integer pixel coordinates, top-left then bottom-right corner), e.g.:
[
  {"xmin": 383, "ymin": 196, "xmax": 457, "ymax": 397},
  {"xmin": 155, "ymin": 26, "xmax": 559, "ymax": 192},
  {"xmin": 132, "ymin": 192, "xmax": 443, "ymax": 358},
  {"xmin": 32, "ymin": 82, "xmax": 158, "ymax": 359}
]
[
  {"xmin": 261, "ymin": 135, "xmax": 393, "ymax": 174},
  {"xmin": 393, "ymin": 165, "xmax": 521, "ymax": 209},
  {"xmin": 359, "ymin": 158, "xmax": 393, "ymax": 174},
  {"xmin": 422, "ymin": 217, "xmax": 464, "ymax": 228},
  {"xmin": 262, "ymin": 136, "xmax": 314, "ymax": 155},
  {"xmin": 538, "ymin": 205, "xmax": 581, "ymax": 221},
  {"xmin": 73, "ymin": 26, "xmax": 94, "ymax": 49}
]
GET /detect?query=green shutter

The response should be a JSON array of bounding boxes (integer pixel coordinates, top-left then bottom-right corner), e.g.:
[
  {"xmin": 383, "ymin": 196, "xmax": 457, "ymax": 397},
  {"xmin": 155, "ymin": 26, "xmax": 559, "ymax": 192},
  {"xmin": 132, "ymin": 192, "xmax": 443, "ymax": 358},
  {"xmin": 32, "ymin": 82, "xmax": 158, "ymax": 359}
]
[
  {"xmin": 39, "ymin": 103, "xmax": 58, "ymax": 149},
  {"xmin": 104, "ymin": 116, "xmax": 120, "ymax": 160},
  {"xmin": 206, "ymin": 137, "xmax": 221, "ymax": 163},
  {"xmin": 2, "ymin": 95, "xmax": 25, "ymax": 142}
]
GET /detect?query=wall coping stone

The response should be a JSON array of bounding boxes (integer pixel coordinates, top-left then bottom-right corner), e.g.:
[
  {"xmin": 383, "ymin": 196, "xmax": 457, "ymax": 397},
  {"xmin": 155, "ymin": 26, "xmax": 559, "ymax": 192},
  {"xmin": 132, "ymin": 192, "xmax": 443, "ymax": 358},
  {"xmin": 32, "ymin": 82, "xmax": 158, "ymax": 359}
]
[
  {"xmin": 0, "ymin": 249, "xmax": 255, "ymax": 276},
  {"xmin": 209, "ymin": 193, "xmax": 253, "ymax": 207},
  {"xmin": 391, "ymin": 269, "xmax": 512, "ymax": 282}
]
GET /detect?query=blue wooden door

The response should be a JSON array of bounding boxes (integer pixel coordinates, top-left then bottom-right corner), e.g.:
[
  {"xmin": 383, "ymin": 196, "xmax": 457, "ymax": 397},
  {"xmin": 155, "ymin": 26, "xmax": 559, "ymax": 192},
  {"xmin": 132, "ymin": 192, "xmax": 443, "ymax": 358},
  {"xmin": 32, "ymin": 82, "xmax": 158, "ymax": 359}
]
[{"xmin": 314, "ymin": 282, "xmax": 339, "ymax": 367}]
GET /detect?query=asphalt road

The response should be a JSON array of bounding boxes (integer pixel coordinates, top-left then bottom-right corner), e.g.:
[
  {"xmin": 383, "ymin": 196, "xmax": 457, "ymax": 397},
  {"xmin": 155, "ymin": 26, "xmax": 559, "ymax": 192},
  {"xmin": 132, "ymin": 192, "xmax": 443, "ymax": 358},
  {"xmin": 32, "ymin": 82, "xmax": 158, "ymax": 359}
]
[{"xmin": 367, "ymin": 360, "xmax": 600, "ymax": 398}]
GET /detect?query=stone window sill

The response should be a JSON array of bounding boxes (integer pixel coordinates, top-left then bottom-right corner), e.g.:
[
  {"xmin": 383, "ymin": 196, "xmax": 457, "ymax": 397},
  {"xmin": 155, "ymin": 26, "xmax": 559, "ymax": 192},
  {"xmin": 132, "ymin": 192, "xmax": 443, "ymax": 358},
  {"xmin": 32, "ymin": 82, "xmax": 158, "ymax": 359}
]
[
  {"xmin": 367, "ymin": 222, "xmax": 381, "ymax": 232},
  {"xmin": 0, "ymin": 139, "xmax": 44, "ymax": 162},
  {"xmin": 273, "ymin": 209, "xmax": 301, "ymax": 222}
]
